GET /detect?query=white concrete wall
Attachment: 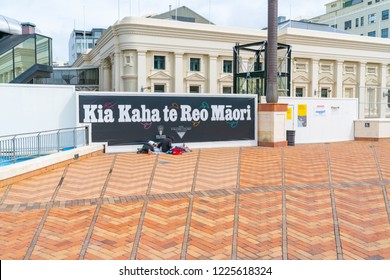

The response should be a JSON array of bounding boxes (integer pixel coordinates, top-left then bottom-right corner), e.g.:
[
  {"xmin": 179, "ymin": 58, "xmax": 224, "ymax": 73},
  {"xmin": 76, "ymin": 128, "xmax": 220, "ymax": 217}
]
[
  {"xmin": 0, "ymin": 84, "xmax": 77, "ymax": 136},
  {"xmin": 272, "ymin": 97, "xmax": 359, "ymax": 144}
]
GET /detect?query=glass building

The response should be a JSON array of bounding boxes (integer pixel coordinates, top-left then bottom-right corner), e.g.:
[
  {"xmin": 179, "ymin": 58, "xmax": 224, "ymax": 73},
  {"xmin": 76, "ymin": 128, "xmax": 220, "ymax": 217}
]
[
  {"xmin": 34, "ymin": 66, "xmax": 99, "ymax": 91},
  {"xmin": 0, "ymin": 32, "xmax": 52, "ymax": 83}
]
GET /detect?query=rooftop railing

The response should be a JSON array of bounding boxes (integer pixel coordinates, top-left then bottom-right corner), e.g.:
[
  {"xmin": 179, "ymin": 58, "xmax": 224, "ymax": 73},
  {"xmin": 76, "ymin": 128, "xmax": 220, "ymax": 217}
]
[{"xmin": 0, "ymin": 126, "xmax": 89, "ymax": 166}]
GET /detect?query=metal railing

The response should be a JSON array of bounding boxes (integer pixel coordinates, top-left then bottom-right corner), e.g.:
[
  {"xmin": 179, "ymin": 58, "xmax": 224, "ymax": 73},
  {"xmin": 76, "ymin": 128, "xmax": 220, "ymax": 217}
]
[{"xmin": 0, "ymin": 126, "xmax": 89, "ymax": 166}]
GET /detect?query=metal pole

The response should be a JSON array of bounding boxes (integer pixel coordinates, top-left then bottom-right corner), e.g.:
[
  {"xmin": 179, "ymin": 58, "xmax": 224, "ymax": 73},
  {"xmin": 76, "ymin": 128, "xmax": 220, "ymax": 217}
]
[{"xmin": 266, "ymin": 0, "xmax": 279, "ymax": 103}]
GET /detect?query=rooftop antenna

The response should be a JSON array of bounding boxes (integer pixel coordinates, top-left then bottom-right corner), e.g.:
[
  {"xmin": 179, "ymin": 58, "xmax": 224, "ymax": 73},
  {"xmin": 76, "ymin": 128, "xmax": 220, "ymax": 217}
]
[
  {"xmin": 83, "ymin": 3, "xmax": 86, "ymax": 53},
  {"xmin": 209, "ymin": 0, "xmax": 211, "ymax": 24},
  {"xmin": 175, "ymin": 0, "xmax": 178, "ymax": 20},
  {"xmin": 129, "ymin": 0, "xmax": 132, "ymax": 16},
  {"xmin": 117, "ymin": 0, "xmax": 120, "ymax": 20}
]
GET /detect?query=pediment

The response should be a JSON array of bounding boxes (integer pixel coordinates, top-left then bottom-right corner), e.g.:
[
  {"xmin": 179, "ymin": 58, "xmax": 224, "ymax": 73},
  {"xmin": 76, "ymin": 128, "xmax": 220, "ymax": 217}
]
[
  {"xmin": 343, "ymin": 77, "xmax": 357, "ymax": 84},
  {"xmin": 218, "ymin": 74, "xmax": 233, "ymax": 82},
  {"xmin": 185, "ymin": 72, "xmax": 206, "ymax": 81},
  {"xmin": 366, "ymin": 78, "xmax": 379, "ymax": 85},
  {"xmin": 148, "ymin": 71, "xmax": 172, "ymax": 80},
  {"xmin": 293, "ymin": 75, "xmax": 310, "ymax": 83},
  {"xmin": 319, "ymin": 76, "xmax": 334, "ymax": 84}
]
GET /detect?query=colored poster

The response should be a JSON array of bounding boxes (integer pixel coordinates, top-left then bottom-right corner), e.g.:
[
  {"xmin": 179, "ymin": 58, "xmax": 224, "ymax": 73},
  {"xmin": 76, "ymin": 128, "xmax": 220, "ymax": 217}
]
[
  {"xmin": 286, "ymin": 107, "xmax": 293, "ymax": 120},
  {"xmin": 314, "ymin": 105, "xmax": 326, "ymax": 116},
  {"xmin": 79, "ymin": 94, "xmax": 256, "ymax": 146},
  {"xmin": 298, "ymin": 104, "xmax": 307, "ymax": 127}
]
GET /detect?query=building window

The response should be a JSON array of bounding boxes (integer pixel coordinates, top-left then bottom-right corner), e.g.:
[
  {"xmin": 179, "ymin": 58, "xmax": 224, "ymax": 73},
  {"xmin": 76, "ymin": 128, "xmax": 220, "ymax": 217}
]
[
  {"xmin": 344, "ymin": 20, "xmax": 352, "ymax": 30},
  {"xmin": 223, "ymin": 86, "xmax": 232, "ymax": 94},
  {"xmin": 124, "ymin": 55, "xmax": 133, "ymax": 66},
  {"xmin": 331, "ymin": 24, "xmax": 338, "ymax": 29},
  {"xmin": 190, "ymin": 58, "xmax": 201, "ymax": 71},
  {"xmin": 321, "ymin": 88, "xmax": 330, "ymax": 98},
  {"xmin": 355, "ymin": 18, "xmax": 359, "ymax": 27},
  {"xmin": 154, "ymin": 56, "xmax": 165, "ymax": 70},
  {"xmin": 344, "ymin": 87, "xmax": 355, "ymax": 98},
  {"xmin": 368, "ymin": 31, "xmax": 376, "ymax": 37},
  {"xmin": 382, "ymin": 9, "xmax": 389, "ymax": 21},
  {"xmin": 295, "ymin": 87, "xmax": 304, "ymax": 97},
  {"xmin": 387, "ymin": 90, "xmax": 390, "ymax": 108},
  {"xmin": 368, "ymin": 13, "xmax": 376, "ymax": 24},
  {"xmin": 189, "ymin": 85, "xmax": 200, "ymax": 93},
  {"xmin": 361, "ymin": 16, "xmax": 364, "ymax": 26},
  {"xmin": 223, "ymin": 60, "xmax": 232, "ymax": 73},
  {"xmin": 154, "ymin": 84, "xmax": 165, "ymax": 92},
  {"xmin": 382, "ymin": 28, "xmax": 389, "ymax": 38},
  {"xmin": 368, "ymin": 1, "xmax": 372, "ymax": 5}
]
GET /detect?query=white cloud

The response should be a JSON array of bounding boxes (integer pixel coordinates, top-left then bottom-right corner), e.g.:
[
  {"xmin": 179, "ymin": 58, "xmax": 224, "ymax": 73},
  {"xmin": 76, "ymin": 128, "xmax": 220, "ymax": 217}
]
[{"xmin": 1, "ymin": 0, "xmax": 329, "ymax": 62}]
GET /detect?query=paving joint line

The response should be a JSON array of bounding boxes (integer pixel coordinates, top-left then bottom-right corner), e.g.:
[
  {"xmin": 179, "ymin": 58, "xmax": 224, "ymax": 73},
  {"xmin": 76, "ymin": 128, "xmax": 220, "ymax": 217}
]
[
  {"xmin": 326, "ymin": 144, "xmax": 344, "ymax": 260},
  {"xmin": 130, "ymin": 155, "xmax": 159, "ymax": 260},
  {"xmin": 181, "ymin": 149, "xmax": 201, "ymax": 260},
  {"xmin": 78, "ymin": 155, "xmax": 117, "ymax": 260},
  {"xmin": 231, "ymin": 147, "xmax": 242, "ymax": 260},
  {"xmin": 2, "ymin": 180, "xmax": 384, "ymax": 213},
  {"xmin": 371, "ymin": 145, "xmax": 390, "ymax": 225},
  {"xmin": 0, "ymin": 184, "xmax": 12, "ymax": 205},
  {"xmin": 281, "ymin": 147, "xmax": 288, "ymax": 260},
  {"xmin": 23, "ymin": 165, "xmax": 68, "ymax": 260}
]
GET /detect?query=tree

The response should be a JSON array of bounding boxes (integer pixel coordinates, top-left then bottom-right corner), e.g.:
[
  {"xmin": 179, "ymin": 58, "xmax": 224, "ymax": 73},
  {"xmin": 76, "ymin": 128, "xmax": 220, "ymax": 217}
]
[{"xmin": 266, "ymin": 0, "xmax": 278, "ymax": 103}]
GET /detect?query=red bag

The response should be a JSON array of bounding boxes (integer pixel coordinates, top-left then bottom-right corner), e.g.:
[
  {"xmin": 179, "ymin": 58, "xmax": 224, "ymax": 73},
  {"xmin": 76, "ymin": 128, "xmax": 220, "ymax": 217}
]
[{"xmin": 171, "ymin": 147, "xmax": 184, "ymax": 155}]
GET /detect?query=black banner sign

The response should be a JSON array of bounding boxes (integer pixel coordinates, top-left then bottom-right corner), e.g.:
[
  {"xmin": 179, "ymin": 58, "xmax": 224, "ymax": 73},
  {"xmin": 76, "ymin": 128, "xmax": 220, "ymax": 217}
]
[{"xmin": 78, "ymin": 94, "xmax": 256, "ymax": 146}]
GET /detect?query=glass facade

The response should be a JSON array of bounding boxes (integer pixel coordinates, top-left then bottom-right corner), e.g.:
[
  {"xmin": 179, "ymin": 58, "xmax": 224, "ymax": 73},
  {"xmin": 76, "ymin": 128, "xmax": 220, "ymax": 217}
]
[
  {"xmin": 35, "ymin": 67, "xmax": 99, "ymax": 88},
  {"xmin": 0, "ymin": 34, "xmax": 52, "ymax": 83}
]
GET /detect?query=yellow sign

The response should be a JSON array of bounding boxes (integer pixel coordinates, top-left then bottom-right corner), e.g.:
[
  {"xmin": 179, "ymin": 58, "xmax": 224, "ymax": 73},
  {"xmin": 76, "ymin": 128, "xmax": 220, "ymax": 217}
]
[
  {"xmin": 298, "ymin": 104, "xmax": 307, "ymax": 127},
  {"xmin": 298, "ymin": 104, "xmax": 307, "ymax": 117},
  {"xmin": 287, "ymin": 108, "xmax": 292, "ymax": 120}
]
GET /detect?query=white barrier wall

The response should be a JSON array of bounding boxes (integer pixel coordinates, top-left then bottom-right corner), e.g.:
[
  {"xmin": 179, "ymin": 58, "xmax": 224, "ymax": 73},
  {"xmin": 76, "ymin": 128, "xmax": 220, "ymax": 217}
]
[
  {"xmin": 0, "ymin": 84, "xmax": 77, "ymax": 136},
  {"xmin": 276, "ymin": 97, "xmax": 359, "ymax": 144},
  {"xmin": 0, "ymin": 84, "xmax": 358, "ymax": 145}
]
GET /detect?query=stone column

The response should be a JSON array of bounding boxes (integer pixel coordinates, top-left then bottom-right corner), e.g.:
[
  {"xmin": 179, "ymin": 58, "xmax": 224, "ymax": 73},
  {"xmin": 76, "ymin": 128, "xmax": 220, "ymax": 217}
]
[
  {"xmin": 208, "ymin": 55, "xmax": 218, "ymax": 93},
  {"xmin": 358, "ymin": 62, "xmax": 366, "ymax": 119},
  {"xmin": 114, "ymin": 52, "xmax": 121, "ymax": 92},
  {"xmin": 336, "ymin": 60, "xmax": 344, "ymax": 98},
  {"xmin": 174, "ymin": 53, "xmax": 184, "ymax": 93},
  {"xmin": 311, "ymin": 59, "xmax": 319, "ymax": 97},
  {"xmin": 137, "ymin": 51, "xmax": 147, "ymax": 92},
  {"xmin": 101, "ymin": 59, "xmax": 111, "ymax": 91}
]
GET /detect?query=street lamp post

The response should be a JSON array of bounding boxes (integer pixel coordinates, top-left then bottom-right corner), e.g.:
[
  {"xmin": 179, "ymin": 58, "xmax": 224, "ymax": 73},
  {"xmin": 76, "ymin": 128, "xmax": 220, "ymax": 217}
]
[{"xmin": 266, "ymin": 0, "xmax": 278, "ymax": 104}]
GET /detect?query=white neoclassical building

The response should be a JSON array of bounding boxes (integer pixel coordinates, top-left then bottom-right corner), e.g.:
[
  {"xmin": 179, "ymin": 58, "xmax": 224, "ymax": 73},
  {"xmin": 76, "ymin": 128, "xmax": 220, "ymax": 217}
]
[{"xmin": 73, "ymin": 15, "xmax": 390, "ymax": 117}]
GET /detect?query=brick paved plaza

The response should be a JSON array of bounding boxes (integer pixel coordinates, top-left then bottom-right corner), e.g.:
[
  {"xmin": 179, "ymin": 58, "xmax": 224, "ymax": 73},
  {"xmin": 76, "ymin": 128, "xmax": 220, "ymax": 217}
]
[{"xmin": 0, "ymin": 141, "xmax": 389, "ymax": 260}]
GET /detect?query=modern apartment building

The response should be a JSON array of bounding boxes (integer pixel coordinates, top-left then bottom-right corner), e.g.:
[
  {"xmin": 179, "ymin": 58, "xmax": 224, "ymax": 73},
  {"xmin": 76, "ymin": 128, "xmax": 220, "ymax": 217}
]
[
  {"xmin": 68, "ymin": 28, "xmax": 105, "ymax": 65},
  {"xmin": 311, "ymin": 0, "xmax": 390, "ymax": 38}
]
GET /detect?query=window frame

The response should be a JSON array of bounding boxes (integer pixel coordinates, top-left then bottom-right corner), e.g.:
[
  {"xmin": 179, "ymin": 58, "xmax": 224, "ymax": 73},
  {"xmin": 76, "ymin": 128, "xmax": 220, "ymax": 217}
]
[
  {"xmin": 223, "ymin": 60, "xmax": 233, "ymax": 73},
  {"xmin": 154, "ymin": 55, "xmax": 166, "ymax": 70},
  {"xmin": 190, "ymin": 57, "xmax": 201, "ymax": 72},
  {"xmin": 154, "ymin": 84, "xmax": 165, "ymax": 92},
  {"xmin": 382, "ymin": 9, "xmax": 389, "ymax": 21}
]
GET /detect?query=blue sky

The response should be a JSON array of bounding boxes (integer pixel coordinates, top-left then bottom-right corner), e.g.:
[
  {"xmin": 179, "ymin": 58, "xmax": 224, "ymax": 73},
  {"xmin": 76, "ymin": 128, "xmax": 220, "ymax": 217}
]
[{"xmin": 2, "ymin": 0, "xmax": 330, "ymax": 62}]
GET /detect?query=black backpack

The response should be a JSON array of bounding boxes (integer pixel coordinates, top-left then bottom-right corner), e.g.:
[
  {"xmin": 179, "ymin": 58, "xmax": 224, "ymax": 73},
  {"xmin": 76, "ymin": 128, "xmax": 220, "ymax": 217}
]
[{"xmin": 137, "ymin": 143, "xmax": 154, "ymax": 154}]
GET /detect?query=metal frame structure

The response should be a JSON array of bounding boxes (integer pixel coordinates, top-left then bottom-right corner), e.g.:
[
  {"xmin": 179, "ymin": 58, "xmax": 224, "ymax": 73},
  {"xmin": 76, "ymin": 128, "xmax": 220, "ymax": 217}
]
[{"xmin": 233, "ymin": 41, "xmax": 291, "ymax": 100}]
